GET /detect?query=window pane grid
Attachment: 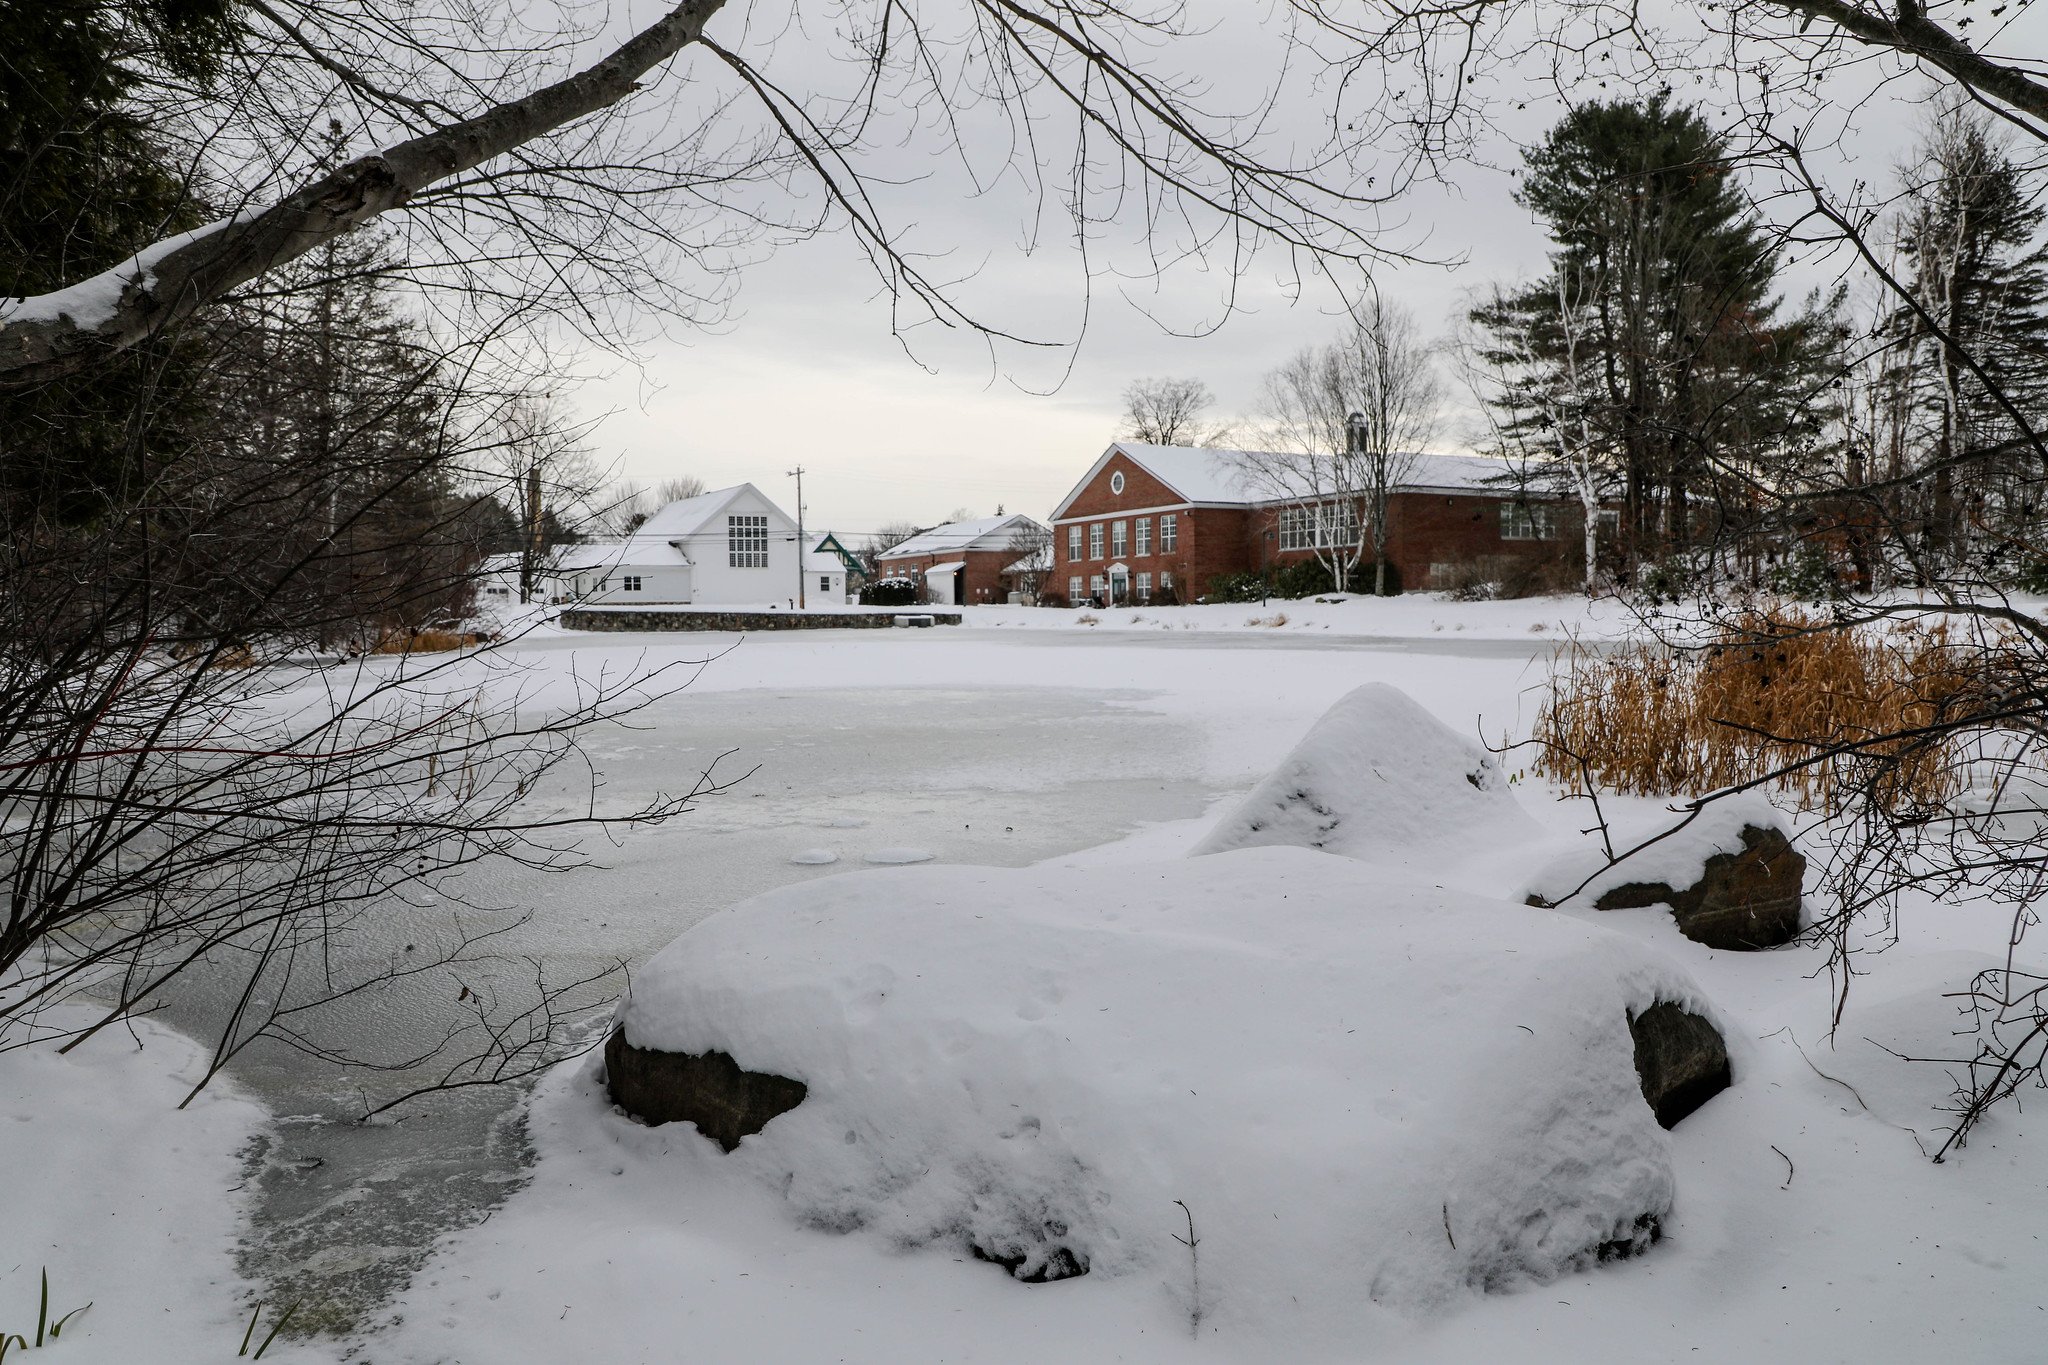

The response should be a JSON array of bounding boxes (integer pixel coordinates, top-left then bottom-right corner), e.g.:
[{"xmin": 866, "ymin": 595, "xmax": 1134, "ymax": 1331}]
[{"xmin": 729, "ymin": 515, "xmax": 769, "ymax": 568}]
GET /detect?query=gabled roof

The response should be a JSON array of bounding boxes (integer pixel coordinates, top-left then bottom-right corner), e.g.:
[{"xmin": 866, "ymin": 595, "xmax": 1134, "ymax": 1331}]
[
  {"xmin": 877, "ymin": 513, "xmax": 1047, "ymax": 560},
  {"xmin": 1048, "ymin": 442, "xmax": 1524, "ymax": 520},
  {"xmin": 634, "ymin": 483, "xmax": 766, "ymax": 541},
  {"xmin": 811, "ymin": 531, "xmax": 863, "ymax": 574}
]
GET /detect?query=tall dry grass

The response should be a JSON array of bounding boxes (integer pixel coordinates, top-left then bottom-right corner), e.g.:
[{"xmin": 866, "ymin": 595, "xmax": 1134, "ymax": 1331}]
[
  {"xmin": 370, "ymin": 628, "xmax": 489, "ymax": 655},
  {"xmin": 1534, "ymin": 608, "xmax": 1991, "ymax": 809}
]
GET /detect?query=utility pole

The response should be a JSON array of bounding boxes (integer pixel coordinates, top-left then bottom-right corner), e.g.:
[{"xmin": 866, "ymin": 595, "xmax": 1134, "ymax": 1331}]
[{"xmin": 789, "ymin": 464, "xmax": 806, "ymax": 610}]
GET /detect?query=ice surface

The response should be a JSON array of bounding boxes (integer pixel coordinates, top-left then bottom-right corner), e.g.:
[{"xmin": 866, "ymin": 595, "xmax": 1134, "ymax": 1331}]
[
  {"xmin": 863, "ymin": 847, "xmax": 935, "ymax": 865},
  {"xmin": 1191, "ymin": 682, "xmax": 1537, "ymax": 866},
  {"xmin": 612, "ymin": 846, "xmax": 1720, "ymax": 1320},
  {"xmin": 790, "ymin": 849, "xmax": 840, "ymax": 866}
]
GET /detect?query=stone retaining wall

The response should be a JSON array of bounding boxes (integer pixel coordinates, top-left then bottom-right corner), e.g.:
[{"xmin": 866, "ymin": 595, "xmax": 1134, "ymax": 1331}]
[{"xmin": 560, "ymin": 608, "xmax": 962, "ymax": 632}]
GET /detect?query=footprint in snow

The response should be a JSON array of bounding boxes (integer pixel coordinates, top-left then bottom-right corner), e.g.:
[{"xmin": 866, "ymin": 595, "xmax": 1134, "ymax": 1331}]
[{"xmin": 790, "ymin": 849, "xmax": 840, "ymax": 866}]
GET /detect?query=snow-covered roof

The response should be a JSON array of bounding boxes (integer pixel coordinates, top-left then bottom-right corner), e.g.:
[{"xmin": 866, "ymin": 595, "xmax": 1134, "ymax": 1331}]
[
  {"xmin": 921, "ymin": 560, "xmax": 966, "ymax": 577},
  {"xmin": 1049, "ymin": 442, "xmax": 1524, "ymax": 519},
  {"xmin": 802, "ymin": 540, "xmax": 847, "ymax": 576},
  {"xmin": 1397, "ymin": 451, "xmax": 1524, "ymax": 494},
  {"xmin": 549, "ymin": 543, "xmax": 633, "ymax": 573},
  {"xmin": 877, "ymin": 514, "xmax": 1046, "ymax": 560},
  {"xmin": 634, "ymin": 484, "xmax": 758, "ymax": 541}
]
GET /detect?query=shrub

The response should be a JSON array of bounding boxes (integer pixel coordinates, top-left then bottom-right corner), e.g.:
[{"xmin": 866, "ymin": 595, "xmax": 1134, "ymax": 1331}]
[
  {"xmin": 860, "ymin": 577, "xmax": 919, "ymax": 606},
  {"xmin": 1444, "ymin": 554, "xmax": 1571, "ymax": 601},
  {"xmin": 1764, "ymin": 543, "xmax": 1846, "ymax": 602},
  {"xmin": 1533, "ymin": 607, "xmax": 1987, "ymax": 810},
  {"xmin": 1206, "ymin": 571, "xmax": 1268, "ymax": 604}
]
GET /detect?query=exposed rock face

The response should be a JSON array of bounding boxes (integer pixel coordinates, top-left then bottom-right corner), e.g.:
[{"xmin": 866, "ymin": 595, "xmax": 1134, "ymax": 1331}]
[
  {"xmin": 603, "ymin": 1027, "xmax": 806, "ymax": 1151},
  {"xmin": 1627, "ymin": 1002, "xmax": 1732, "ymax": 1128},
  {"xmin": 1594, "ymin": 824, "xmax": 1805, "ymax": 951}
]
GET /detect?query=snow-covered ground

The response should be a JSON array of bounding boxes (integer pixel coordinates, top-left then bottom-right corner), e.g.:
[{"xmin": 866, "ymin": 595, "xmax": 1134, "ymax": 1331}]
[{"xmin": 8, "ymin": 596, "xmax": 2046, "ymax": 1363}]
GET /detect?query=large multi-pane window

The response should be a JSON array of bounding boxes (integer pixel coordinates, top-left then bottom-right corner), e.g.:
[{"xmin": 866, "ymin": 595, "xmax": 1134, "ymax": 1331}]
[
  {"xmin": 1135, "ymin": 518, "xmax": 1151, "ymax": 556},
  {"xmin": 1089, "ymin": 523, "xmax": 1104, "ymax": 559},
  {"xmin": 1068, "ymin": 576, "xmax": 1083, "ymax": 603},
  {"xmin": 1500, "ymin": 503, "xmax": 1562, "ymax": 541},
  {"xmin": 1278, "ymin": 502, "xmax": 1361, "ymax": 551},
  {"xmin": 729, "ymin": 514, "xmax": 769, "ymax": 567},
  {"xmin": 1159, "ymin": 514, "xmax": 1178, "ymax": 554},
  {"xmin": 1089, "ymin": 574, "xmax": 1105, "ymax": 598},
  {"xmin": 1136, "ymin": 572, "xmax": 1152, "ymax": 603},
  {"xmin": 1160, "ymin": 570, "xmax": 1173, "ymax": 596},
  {"xmin": 1111, "ymin": 521, "xmax": 1128, "ymax": 557},
  {"xmin": 1068, "ymin": 525, "xmax": 1082, "ymax": 561}
]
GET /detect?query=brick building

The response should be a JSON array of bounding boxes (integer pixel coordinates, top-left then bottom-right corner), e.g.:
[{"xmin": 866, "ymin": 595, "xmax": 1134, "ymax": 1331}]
[
  {"xmin": 1046, "ymin": 442, "xmax": 1580, "ymax": 604},
  {"xmin": 876, "ymin": 513, "xmax": 1050, "ymax": 605}
]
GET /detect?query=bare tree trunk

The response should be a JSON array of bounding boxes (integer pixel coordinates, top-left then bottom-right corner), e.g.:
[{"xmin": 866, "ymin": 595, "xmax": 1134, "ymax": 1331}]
[{"xmin": 0, "ymin": 0, "xmax": 730, "ymax": 385}]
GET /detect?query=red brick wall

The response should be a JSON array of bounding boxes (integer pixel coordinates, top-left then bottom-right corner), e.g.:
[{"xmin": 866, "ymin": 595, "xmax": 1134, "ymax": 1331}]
[
  {"xmin": 877, "ymin": 548, "xmax": 1016, "ymax": 604},
  {"xmin": 1052, "ymin": 450, "xmax": 1569, "ymax": 598},
  {"xmin": 1059, "ymin": 451, "xmax": 1187, "ymax": 521}
]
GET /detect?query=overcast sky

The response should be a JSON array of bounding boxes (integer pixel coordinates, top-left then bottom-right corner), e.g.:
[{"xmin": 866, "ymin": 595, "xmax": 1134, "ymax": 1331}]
[{"xmin": 567, "ymin": 0, "xmax": 2042, "ymax": 541}]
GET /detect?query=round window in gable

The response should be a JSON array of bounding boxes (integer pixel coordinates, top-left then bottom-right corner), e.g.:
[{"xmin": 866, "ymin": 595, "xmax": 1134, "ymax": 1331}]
[{"xmin": 1110, "ymin": 470, "xmax": 1125, "ymax": 495}]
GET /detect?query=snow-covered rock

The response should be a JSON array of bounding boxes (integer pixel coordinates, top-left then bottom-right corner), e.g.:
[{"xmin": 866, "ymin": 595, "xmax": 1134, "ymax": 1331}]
[
  {"xmin": 1523, "ymin": 794, "xmax": 1804, "ymax": 949},
  {"xmin": 607, "ymin": 846, "xmax": 1727, "ymax": 1321},
  {"xmin": 1190, "ymin": 683, "xmax": 1535, "ymax": 866}
]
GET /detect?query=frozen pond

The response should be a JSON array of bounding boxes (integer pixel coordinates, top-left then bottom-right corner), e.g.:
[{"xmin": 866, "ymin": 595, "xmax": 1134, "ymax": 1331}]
[{"xmin": 180, "ymin": 626, "xmax": 1563, "ymax": 1331}]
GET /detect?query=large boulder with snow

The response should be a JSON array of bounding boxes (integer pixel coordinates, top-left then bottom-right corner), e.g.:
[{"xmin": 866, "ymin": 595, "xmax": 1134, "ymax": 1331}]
[
  {"xmin": 1190, "ymin": 683, "xmax": 1535, "ymax": 865},
  {"xmin": 1525, "ymin": 796, "xmax": 1804, "ymax": 951},
  {"xmin": 606, "ymin": 846, "xmax": 1729, "ymax": 1313}
]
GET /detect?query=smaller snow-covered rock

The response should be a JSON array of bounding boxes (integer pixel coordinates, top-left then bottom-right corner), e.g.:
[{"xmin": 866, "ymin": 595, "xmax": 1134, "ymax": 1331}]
[
  {"xmin": 789, "ymin": 849, "xmax": 839, "ymax": 866},
  {"xmin": 1191, "ymin": 682, "xmax": 1535, "ymax": 866},
  {"xmin": 1525, "ymin": 795, "xmax": 1804, "ymax": 951},
  {"xmin": 863, "ymin": 847, "xmax": 934, "ymax": 865}
]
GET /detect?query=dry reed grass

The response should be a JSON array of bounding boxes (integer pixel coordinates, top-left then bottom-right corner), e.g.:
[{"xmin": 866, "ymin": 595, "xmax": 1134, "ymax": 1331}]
[
  {"xmin": 370, "ymin": 628, "xmax": 488, "ymax": 655},
  {"xmin": 1535, "ymin": 608, "xmax": 1989, "ymax": 809}
]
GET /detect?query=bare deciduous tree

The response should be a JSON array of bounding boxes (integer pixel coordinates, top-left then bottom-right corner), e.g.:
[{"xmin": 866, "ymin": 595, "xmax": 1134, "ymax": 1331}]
[
  {"xmin": 1120, "ymin": 377, "xmax": 1233, "ymax": 448},
  {"xmin": 478, "ymin": 397, "xmax": 606, "ymax": 604},
  {"xmin": 655, "ymin": 474, "xmax": 708, "ymax": 504},
  {"xmin": 1248, "ymin": 302, "xmax": 1440, "ymax": 594},
  {"xmin": 1004, "ymin": 521, "xmax": 1054, "ymax": 603}
]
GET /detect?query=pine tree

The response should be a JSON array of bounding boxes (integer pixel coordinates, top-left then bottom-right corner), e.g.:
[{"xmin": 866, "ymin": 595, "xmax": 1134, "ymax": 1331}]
[
  {"xmin": 0, "ymin": 0, "xmax": 234, "ymax": 522},
  {"xmin": 200, "ymin": 125, "xmax": 487, "ymax": 644},
  {"xmin": 1469, "ymin": 96, "xmax": 1829, "ymax": 573}
]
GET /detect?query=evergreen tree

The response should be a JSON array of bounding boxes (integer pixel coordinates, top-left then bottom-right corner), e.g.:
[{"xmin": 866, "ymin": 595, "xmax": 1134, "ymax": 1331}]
[
  {"xmin": 0, "ymin": 0, "xmax": 236, "ymax": 522},
  {"xmin": 1469, "ymin": 96, "xmax": 1830, "ymax": 572}
]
